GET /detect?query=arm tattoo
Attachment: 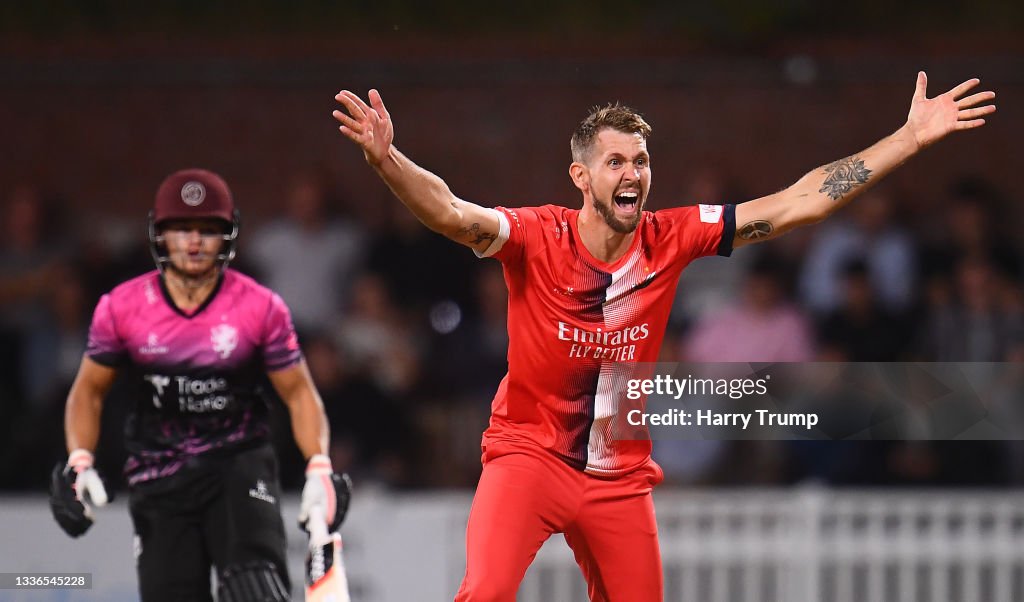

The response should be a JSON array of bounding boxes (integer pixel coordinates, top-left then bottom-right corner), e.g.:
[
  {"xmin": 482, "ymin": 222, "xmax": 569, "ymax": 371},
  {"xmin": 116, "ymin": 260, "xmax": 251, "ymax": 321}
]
[
  {"xmin": 456, "ymin": 222, "xmax": 497, "ymax": 246},
  {"xmin": 738, "ymin": 220, "xmax": 773, "ymax": 240},
  {"xmin": 819, "ymin": 156, "xmax": 872, "ymax": 201}
]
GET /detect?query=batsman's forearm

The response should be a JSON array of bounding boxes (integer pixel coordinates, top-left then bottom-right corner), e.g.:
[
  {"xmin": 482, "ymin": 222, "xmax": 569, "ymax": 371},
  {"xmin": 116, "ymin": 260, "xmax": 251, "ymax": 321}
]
[
  {"xmin": 289, "ymin": 393, "xmax": 330, "ymax": 460},
  {"xmin": 65, "ymin": 392, "xmax": 103, "ymax": 454},
  {"xmin": 372, "ymin": 146, "xmax": 461, "ymax": 233},
  {"xmin": 789, "ymin": 124, "xmax": 920, "ymax": 223}
]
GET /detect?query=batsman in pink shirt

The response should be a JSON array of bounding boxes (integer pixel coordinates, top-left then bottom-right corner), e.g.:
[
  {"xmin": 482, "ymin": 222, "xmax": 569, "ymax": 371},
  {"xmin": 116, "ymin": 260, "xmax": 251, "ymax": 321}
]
[{"xmin": 49, "ymin": 169, "xmax": 350, "ymax": 602}]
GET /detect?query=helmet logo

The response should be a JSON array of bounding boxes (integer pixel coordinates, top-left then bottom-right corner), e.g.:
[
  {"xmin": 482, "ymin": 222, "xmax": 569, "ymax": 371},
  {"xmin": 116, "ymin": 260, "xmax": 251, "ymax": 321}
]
[{"xmin": 181, "ymin": 181, "xmax": 206, "ymax": 206}]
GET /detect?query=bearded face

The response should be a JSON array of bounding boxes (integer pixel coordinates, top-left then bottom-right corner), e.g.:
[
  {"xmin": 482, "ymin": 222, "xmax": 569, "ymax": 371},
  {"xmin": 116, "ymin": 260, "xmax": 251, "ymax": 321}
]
[{"xmin": 581, "ymin": 129, "xmax": 651, "ymax": 234}]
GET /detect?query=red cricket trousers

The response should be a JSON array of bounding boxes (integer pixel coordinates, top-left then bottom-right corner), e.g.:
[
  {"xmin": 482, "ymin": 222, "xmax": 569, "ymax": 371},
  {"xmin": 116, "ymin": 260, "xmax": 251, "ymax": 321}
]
[{"xmin": 455, "ymin": 442, "xmax": 665, "ymax": 601}]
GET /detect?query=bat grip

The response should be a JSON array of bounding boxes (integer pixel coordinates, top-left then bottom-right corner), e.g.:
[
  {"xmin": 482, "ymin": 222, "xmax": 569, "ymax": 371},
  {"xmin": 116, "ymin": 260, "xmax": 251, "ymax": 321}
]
[{"xmin": 308, "ymin": 505, "xmax": 331, "ymax": 547}]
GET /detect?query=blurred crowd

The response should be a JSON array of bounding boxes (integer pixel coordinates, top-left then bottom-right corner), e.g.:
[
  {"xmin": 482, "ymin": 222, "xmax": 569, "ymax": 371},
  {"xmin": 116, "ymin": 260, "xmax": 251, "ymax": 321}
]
[{"xmin": 1, "ymin": 169, "xmax": 1022, "ymax": 493}]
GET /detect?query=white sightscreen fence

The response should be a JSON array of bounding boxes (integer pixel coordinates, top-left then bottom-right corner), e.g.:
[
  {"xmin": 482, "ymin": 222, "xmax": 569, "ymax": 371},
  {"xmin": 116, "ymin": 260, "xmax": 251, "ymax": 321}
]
[
  {"xmin": 5, "ymin": 489, "xmax": 1023, "ymax": 601},
  {"xmin": 519, "ymin": 489, "xmax": 1024, "ymax": 602}
]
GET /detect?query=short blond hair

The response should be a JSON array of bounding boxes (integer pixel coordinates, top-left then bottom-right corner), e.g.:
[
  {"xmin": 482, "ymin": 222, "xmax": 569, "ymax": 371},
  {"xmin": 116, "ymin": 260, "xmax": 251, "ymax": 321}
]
[{"xmin": 570, "ymin": 103, "xmax": 652, "ymax": 164}]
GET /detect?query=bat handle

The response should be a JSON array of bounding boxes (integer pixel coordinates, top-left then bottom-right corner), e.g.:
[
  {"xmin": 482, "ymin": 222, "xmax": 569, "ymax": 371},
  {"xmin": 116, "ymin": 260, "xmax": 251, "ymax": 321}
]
[{"xmin": 308, "ymin": 505, "xmax": 331, "ymax": 547}]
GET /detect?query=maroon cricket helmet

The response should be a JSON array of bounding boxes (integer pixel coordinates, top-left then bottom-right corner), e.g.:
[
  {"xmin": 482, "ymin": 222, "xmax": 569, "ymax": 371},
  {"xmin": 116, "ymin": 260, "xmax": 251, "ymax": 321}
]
[
  {"xmin": 148, "ymin": 168, "xmax": 241, "ymax": 275},
  {"xmin": 152, "ymin": 168, "xmax": 235, "ymax": 226}
]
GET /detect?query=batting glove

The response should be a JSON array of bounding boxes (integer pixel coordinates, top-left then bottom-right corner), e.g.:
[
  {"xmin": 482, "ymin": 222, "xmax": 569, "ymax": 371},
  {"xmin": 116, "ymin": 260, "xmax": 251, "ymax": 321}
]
[
  {"xmin": 49, "ymin": 449, "xmax": 109, "ymax": 537},
  {"xmin": 298, "ymin": 454, "xmax": 352, "ymax": 533}
]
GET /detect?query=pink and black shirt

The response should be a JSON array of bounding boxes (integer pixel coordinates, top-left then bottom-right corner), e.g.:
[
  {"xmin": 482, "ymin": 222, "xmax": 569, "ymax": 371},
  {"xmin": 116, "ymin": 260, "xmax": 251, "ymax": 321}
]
[{"xmin": 86, "ymin": 269, "xmax": 302, "ymax": 487}]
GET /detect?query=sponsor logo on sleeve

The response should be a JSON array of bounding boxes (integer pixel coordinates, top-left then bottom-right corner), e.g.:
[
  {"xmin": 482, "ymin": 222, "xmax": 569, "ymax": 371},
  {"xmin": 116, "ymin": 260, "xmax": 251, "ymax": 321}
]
[{"xmin": 698, "ymin": 204, "xmax": 723, "ymax": 223}]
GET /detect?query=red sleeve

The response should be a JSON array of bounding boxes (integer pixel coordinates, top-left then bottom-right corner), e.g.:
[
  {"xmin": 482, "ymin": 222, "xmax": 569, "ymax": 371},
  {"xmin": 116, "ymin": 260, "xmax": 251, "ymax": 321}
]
[
  {"xmin": 655, "ymin": 204, "xmax": 736, "ymax": 264},
  {"xmin": 477, "ymin": 206, "xmax": 546, "ymax": 266}
]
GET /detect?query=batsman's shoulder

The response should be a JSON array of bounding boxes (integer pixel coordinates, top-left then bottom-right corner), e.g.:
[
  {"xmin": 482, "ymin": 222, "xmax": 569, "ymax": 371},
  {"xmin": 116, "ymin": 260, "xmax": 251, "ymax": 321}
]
[
  {"xmin": 107, "ymin": 269, "xmax": 160, "ymax": 299},
  {"xmin": 224, "ymin": 268, "xmax": 280, "ymax": 304},
  {"xmin": 100, "ymin": 269, "xmax": 161, "ymax": 319},
  {"xmin": 225, "ymin": 268, "xmax": 266, "ymax": 294}
]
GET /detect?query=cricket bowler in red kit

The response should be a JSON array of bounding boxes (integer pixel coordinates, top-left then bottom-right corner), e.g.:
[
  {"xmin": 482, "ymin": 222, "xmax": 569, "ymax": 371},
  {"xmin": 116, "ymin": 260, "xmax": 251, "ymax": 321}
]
[{"xmin": 333, "ymin": 72, "xmax": 995, "ymax": 601}]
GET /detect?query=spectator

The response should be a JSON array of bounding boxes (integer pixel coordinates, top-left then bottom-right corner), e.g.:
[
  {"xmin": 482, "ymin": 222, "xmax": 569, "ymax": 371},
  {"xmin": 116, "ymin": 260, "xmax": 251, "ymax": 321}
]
[
  {"xmin": 332, "ymin": 272, "xmax": 423, "ymax": 396},
  {"xmin": 799, "ymin": 189, "xmax": 916, "ymax": 315},
  {"xmin": 303, "ymin": 335, "xmax": 416, "ymax": 487},
  {"xmin": 817, "ymin": 258, "xmax": 913, "ymax": 361},
  {"xmin": 365, "ymin": 202, "xmax": 481, "ymax": 320},
  {"xmin": 425, "ymin": 263, "xmax": 509, "ymax": 400},
  {"xmin": 248, "ymin": 170, "xmax": 364, "ymax": 335},
  {"xmin": 682, "ymin": 253, "xmax": 814, "ymax": 362},
  {"xmin": 918, "ymin": 177, "xmax": 1022, "ymax": 284},
  {"xmin": 919, "ymin": 254, "xmax": 1024, "ymax": 361},
  {"xmin": 0, "ymin": 186, "xmax": 70, "ymax": 403}
]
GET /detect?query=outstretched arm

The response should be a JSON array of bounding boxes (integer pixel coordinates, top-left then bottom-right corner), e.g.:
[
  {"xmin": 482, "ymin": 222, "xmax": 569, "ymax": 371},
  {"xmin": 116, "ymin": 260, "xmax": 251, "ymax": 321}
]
[
  {"xmin": 733, "ymin": 72, "xmax": 996, "ymax": 247},
  {"xmin": 333, "ymin": 89, "xmax": 502, "ymax": 254}
]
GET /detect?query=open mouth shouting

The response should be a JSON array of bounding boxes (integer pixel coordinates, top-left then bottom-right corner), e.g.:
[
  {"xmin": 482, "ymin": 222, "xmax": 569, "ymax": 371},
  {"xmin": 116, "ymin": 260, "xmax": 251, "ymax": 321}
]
[{"xmin": 613, "ymin": 190, "xmax": 640, "ymax": 214}]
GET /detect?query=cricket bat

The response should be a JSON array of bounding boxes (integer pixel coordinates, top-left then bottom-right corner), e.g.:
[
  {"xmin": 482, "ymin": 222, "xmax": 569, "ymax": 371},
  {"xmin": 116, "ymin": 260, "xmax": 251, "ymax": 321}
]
[{"xmin": 305, "ymin": 506, "xmax": 352, "ymax": 602}]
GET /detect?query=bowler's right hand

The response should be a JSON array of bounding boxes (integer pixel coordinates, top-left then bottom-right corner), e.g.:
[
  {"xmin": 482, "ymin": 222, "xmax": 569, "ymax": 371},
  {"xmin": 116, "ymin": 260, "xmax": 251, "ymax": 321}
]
[{"xmin": 333, "ymin": 89, "xmax": 394, "ymax": 167}]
